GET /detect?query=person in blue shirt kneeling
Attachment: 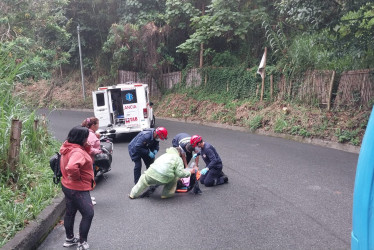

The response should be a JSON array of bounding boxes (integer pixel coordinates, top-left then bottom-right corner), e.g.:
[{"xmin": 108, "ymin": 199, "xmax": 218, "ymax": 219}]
[{"xmin": 190, "ymin": 135, "xmax": 228, "ymax": 187}]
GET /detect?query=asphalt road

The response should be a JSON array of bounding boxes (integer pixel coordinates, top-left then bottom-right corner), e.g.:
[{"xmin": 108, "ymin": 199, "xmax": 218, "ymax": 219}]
[{"xmin": 37, "ymin": 109, "xmax": 357, "ymax": 249}]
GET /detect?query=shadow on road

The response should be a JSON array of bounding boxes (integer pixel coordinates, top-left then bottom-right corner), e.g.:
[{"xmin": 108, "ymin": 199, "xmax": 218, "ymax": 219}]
[{"xmin": 112, "ymin": 132, "xmax": 137, "ymax": 143}]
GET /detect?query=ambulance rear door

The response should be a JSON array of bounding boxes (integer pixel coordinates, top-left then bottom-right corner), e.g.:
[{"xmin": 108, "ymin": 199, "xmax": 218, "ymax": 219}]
[
  {"xmin": 121, "ymin": 88, "xmax": 141, "ymax": 129},
  {"xmin": 93, "ymin": 90, "xmax": 111, "ymax": 127}
]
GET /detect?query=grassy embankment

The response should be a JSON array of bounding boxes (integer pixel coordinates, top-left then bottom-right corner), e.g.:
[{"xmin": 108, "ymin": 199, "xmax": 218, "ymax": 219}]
[{"xmin": 0, "ymin": 55, "xmax": 61, "ymax": 247}]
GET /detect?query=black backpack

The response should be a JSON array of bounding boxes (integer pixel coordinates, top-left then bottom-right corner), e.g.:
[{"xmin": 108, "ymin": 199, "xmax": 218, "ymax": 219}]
[{"xmin": 49, "ymin": 152, "xmax": 62, "ymax": 184}]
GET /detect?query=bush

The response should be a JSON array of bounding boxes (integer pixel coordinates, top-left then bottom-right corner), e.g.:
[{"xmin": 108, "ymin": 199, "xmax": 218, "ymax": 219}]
[
  {"xmin": 274, "ymin": 117, "xmax": 288, "ymax": 133},
  {"xmin": 248, "ymin": 115, "xmax": 263, "ymax": 131},
  {"xmin": 335, "ymin": 128, "xmax": 360, "ymax": 145}
]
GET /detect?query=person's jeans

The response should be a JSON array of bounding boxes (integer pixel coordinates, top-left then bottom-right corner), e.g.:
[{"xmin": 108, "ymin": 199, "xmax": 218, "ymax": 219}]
[
  {"xmin": 62, "ymin": 185, "xmax": 94, "ymax": 243},
  {"xmin": 200, "ymin": 168, "xmax": 224, "ymax": 187}
]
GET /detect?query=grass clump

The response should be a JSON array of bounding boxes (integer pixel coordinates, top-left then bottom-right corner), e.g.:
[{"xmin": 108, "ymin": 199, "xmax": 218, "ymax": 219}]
[
  {"xmin": 0, "ymin": 49, "xmax": 61, "ymax": 247},
  {"xmin": 248, "ymin": 115, "xmax": 263, "ymax": 132}
]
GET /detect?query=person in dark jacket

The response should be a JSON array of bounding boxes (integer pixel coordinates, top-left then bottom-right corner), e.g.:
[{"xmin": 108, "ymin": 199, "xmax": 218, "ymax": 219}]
[
  {"xmin": 172, "ymin": 132, "xmax": 199, "ymax": 169},
  {"xmin": 190, "ymin": 135, "xmax": 228, "ymax": 187},
  {"xmin": 60, "ymin": 126, "xmax": 95, "ymax": 250},
  {"xmin": 128, "ymin": 127, "xmax": 168, "ymax": 184},
  {"xmin": 172, "ymin": 133, "xmax": 202, "ymax": 193}
]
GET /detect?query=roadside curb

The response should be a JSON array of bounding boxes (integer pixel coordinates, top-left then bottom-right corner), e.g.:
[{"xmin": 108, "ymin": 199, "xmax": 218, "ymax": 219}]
[
  {"xmin": 159, "ymin": 116, "xmax": 360, "ymax": 154},
  {"xmin": 2, "ymin": 192, "xmax": 66, "ymax": 250}
]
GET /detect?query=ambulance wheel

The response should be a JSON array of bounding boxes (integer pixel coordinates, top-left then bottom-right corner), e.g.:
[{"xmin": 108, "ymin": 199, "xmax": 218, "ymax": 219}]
[{"xmin": 151, "ymin": 115, "xmax": 155, "ymax": 128}]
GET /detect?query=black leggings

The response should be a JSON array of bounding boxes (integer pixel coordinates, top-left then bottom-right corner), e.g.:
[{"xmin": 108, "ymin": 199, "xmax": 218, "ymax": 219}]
[{"xmin": 62, "ymin": 185, "xmax": 94, "ymax": 243}]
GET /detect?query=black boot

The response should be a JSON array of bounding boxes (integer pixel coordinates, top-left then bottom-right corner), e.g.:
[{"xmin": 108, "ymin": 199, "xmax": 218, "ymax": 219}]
[
  {"xmin": 222, "ymin": 175, "xmax": 228, "ymax": 183},
  {"xmin": 221, "ymin": 171, "xmax": 228, "ymax": 183},
  {"xmin": 193, "ymin": 183, "xmax": 202, "ymax": 194}
]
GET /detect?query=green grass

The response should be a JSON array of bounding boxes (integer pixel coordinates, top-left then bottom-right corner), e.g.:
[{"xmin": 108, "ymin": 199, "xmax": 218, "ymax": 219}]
[
  {"xmin": 335, "ymin": 128, "xmax": 361, "ymax": 146},
  {"xmin": 0, "ymin": 49, "xmax": 61, "ymax": 247},
  {"xmin": 0, "ymin": 119, "xmax": 61, "ymax": 247},
  {"xmin": 274, "ymin": 117, "xmax": 288, "ymax": 133},
  {"xmin": 248, "ymin": 115, "xmax": 263, "ymax": 131}
]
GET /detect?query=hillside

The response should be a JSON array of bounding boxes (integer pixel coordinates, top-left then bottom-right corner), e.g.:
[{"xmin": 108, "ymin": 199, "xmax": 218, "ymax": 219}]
[{"xmin": 14, "ymin": 79, "xmax": 368, "ymax": 152}]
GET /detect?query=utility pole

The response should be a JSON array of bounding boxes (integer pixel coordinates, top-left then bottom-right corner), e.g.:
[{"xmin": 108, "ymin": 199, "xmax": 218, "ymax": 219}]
[{"xmin": 77, "ymin": 24, "xmax": 86, "ymax": 100}]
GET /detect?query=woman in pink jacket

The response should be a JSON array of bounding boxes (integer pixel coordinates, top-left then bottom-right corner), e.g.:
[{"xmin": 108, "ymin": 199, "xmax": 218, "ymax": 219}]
[
  {"xmin": 81, "ymin": 117, "xmax": 102, "ymax": 157},
  {"xmin": 60, "ymin": 126, "xmax": 95, "ymax": 250},
  {"xmin": 82, "ymin": 117, "xmax": 101, "ymax": 206}
]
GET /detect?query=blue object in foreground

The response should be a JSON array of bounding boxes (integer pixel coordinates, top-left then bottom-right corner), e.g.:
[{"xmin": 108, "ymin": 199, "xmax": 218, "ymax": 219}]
[{"xmin": 352, "ymin": 106, "xmax": 374, "ymax": 250}]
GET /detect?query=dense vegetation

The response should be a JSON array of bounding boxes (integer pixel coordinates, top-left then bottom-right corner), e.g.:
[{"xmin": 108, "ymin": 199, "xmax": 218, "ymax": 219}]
[
  {"xmin": 0, "ymin": 0, "xmax": 373, "ymax": 246},
  {"xmin": 0, "ymin": 48, "xmax": 60, "ymax": 247},
  {"xmin": 1, "ymin": 0, "xmax": 373, "ymax": 84}
]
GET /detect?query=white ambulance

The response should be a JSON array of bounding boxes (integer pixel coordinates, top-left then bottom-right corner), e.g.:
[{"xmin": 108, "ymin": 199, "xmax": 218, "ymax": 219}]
[{"xmin": 92, "ymin": 82, "xmax": 155, "ymax": 137}]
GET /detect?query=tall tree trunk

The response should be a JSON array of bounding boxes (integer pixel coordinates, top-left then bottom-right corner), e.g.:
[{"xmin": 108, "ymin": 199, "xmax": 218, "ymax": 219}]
[
  {"xmin": 199, "ymin": 4, "xmax": 205, "ymax": 68},
  {"xmin": 200, "ymin": 43, "xmax": 204, "ymax": 68}
]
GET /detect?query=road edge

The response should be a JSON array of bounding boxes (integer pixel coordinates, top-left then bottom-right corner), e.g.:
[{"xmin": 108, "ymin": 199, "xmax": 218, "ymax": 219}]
[
  {"xmin": 159, "ymin": 116, "xmax": 360, "ymax": 154},
  {"xmin": 2, "ymin": 192, "xmax": 66, "ymax": 250},
  {"xmin": 42, "ymin": 108, "xmax": 360, "ymax": 154}
]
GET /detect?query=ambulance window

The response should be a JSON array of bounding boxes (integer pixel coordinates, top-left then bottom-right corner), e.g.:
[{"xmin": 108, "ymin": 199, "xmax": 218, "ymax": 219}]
[
  {"xmin": 96, "ymin": 93, "xmax": 105, "ymax": 106},
  {"xmin": 145, "ymin": 89, "xmax": 149, "ymax": 103},
  {"xmin": 122, "ymin": 90, "xmax": 137, "ymax": 104}
]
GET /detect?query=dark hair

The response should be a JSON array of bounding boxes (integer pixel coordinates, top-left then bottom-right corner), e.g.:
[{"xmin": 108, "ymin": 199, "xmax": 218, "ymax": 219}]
[
  {"xmin": 67, "ymin": 126, "xmax": 89, "ymax": 146},
  {"xmin": 81, "ymin": 117, "xmax": 99, "ymax": 129},
  {"xmin": 186, "ymin": 143, "xmax": 194, "ymax": 152},
  {"xmin": 175, "ymin": 147, "xmax": 182, "ymax": 156}
]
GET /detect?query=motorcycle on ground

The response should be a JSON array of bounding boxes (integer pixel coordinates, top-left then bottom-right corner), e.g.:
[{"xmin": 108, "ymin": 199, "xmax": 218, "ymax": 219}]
[{"xmin": 93, "ymin": 129, "xmax": 115, "ymax": 177}]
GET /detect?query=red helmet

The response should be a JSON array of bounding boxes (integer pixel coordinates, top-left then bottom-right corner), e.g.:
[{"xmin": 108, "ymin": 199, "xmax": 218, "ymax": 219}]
[
  {"xmin": 190, "ymin": 135, "xmax": 202, "ymax": 147},
  {"xmin": 155, "ymin": 127, "xmax": 168, "ymax": 140}
]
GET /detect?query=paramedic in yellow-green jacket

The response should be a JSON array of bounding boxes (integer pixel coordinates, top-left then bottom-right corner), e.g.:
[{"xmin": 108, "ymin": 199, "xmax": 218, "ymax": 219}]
[{"xmin": 129, "ymin": 147, "xmax": 196, "ymax": 199}]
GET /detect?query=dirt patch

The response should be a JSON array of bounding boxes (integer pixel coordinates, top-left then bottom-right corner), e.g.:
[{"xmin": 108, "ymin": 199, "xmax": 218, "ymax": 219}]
[{"xmin": 14, "ymin": 77, "xmax": 96, "ymax": 109}]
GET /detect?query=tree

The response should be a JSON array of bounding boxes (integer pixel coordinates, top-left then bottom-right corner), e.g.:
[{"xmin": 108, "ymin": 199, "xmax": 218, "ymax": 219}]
[
  {"xmin": 64, "ymin": 0, "xmax": 120, "ymax": 74},
  {"xmin": 103, "ymin": 22, "xmax": 171, "ymax": 87},
  {"xmin": 118, "ymin": 0, "xmax": 167, "ymax": 25},
  {"xmin": 177, "ymin": 0, "xmax": 251, "ymax": 67},
  {"xmin": 275, "ymin": 0, "xmax": 343, "ymax": 31},
  {"xmin": 275, "ymin": 0, "xmax": 374, "ymax": 71},
  {"xmin": 104, "ymin": 0, "xmax": 194, "ymax": 78},
  {"xmin": 333, "ymin": 2, "xmax": 374, "ymax": 69},
  {"xmin": 0, "ymin": 0, "xmax": 71, "ymax": 80}
]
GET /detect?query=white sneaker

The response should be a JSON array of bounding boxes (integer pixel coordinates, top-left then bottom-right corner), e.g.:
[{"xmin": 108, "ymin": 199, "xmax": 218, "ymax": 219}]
[
  {"xmin": 91, "ymin": 196, "xmax": 95, "ymax": 201},
  {"xmin": 63, "ymin": 237, "xmax": 79, "ymax": 247},
  {"xmin": 77, "ymin": 241, "xmax": 90, "ymax": 250},
  {"xmin": 92, "ymin": 200, "xmax": 96, "ymax": 205}
]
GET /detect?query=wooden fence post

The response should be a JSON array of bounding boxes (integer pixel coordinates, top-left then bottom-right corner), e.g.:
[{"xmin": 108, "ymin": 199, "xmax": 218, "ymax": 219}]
[
  {"xmin": 41, "ymin": 114, "xmax": 47, "ymax": 130},
  {"xmin": 8, "ymin": 119, "xmax": 22, "ymax": 176},
  {"xmin": 270, "ymin": 74, "xmax": 274, "ymax": 101},
  {"xmin": 33, "ymin": 119, "xmax": 39, "ymax": 131},
  {"xmin": 260, "ymin": 71, "xmax": 265, "ymax": 101},
  {"xmin": 327, "ymin": 71, "xmax": 336, "ymax": 111}
]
